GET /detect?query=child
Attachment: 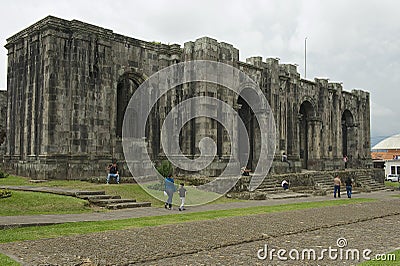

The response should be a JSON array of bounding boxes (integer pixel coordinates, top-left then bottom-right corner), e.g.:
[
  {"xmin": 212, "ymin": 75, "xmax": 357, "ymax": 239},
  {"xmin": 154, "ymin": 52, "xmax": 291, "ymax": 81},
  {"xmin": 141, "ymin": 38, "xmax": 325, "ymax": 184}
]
[
  {"xmin": 281, "ymin": 180, "xmax": 289, "ymax": 190},
  {"xmin": 178, "ymin": 183, "xmax": 187, "ymax": 211}
]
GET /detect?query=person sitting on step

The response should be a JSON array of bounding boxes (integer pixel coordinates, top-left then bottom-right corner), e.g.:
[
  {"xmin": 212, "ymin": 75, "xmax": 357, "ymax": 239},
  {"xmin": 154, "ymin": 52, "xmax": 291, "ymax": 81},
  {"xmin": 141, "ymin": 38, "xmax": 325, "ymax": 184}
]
[
  {"xmin": 106, "ymin": 161, "xmax": 120, "ymax": 184},
  {"xmin": 281, "ymin": 180, "xmax": 289, "ymax": 190}
]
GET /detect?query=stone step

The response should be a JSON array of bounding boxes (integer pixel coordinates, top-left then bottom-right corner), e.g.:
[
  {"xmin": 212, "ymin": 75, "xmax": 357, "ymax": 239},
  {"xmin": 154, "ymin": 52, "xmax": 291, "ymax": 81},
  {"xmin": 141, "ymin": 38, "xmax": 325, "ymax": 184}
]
[
  {"xmin": 75, "ymin": 191, "xmax": 106, "ymax": 196},
  {"xmin": 315, "ymin": 184, "xmax": 333, "ymax": 188},
  {"xmin": 364, "ymin": 182, "xmax": 385, "ymax": 186},
  {"xmin": 259, "ymin": 182, "xmax": 281, "ymax": 187},
  {"xmin": 297, "ymin": 190, "xmax": 315, "ymax": 194},
  {"xmin": 259, "ymin": 190, "xmax": 288, "ymax": 194},
  {"xmin": 315, "ymin": 184, "xmax": 332, "ymax": 188},
  {"xmin": 257, "ymin": 184, "xmax": 281, "ymax": 189},
  {"xmin": 89, "ymin": 198, "xmax": 136, "ymax": 207},
  {"xmin": 266, "ymin": 193, "xmax": 310, "ymax": 200},
  {"xmin": 366, "ymin": 186, "xmax": 386, "ymax": 190},
  {"xmin": 359, "ymin": 182, "xmax": 386, "ymax": 187},
  {"xmin": 77, "ymin": 194, "xmax": 121, "ymax": 200},
  {"xmin": 315, "ymin": 182, "xmax": 332, "ymax": 186},
  {"xmin": 106, "ymin": 202, "xmax": 152, "ymax": 210},
  {"xmin": 256, "ymin": 187, "xmax": 285, "ymax": 192}
]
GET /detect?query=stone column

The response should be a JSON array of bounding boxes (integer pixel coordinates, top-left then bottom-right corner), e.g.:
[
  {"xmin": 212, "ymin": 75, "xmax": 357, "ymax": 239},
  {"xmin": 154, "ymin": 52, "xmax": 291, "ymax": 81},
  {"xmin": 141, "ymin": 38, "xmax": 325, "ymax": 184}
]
[{"xmin": 307, "ymin": 118, "xmax": 322, "ymax": 169}]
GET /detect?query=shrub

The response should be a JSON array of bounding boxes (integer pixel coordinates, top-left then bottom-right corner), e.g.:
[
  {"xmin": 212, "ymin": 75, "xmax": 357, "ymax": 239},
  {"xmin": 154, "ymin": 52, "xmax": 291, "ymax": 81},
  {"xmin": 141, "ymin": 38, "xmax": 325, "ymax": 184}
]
[
  {"xmin": 0, "ymin": 189, "xmax": 12, "ymax": 198},
  {"xmin": 148, "ymin": 182, "xmax": 164, "ymax": 191},
  {"xmin": 156, "ymin": 160, "xmax": 173, "ymax": 178},
  {"xmin": 150, "ymin": 160, "xmax": 174, "ymax": 191},
  {"xmin": 0, "ymin": 169, "xmax": 9, "ymax": 179}
]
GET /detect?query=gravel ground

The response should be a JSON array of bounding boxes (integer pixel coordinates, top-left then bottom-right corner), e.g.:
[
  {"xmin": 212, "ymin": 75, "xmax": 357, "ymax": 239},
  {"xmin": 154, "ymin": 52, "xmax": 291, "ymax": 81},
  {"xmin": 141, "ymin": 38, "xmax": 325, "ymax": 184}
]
[{"xmin": 1, "ymin": 199, "xmax": 399, "ymax": 266}]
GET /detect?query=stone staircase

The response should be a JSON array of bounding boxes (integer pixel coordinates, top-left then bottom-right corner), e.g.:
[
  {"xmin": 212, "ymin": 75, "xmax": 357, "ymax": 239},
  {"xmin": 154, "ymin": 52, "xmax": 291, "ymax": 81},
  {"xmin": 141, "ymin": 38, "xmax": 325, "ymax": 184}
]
[
  {"xmin": 251, "ymin": 178, "xmax": 310, "ymax": 199},
  {"xmin": 75, "ymin": 191, "xmax": 151, "ymax": 210},
  {"xmin": 255, "ymin": 178, "xmax": 284, "ymax": 194},
  {"xmin": 355, "ymin": 174, "xmax": 387, "ymax": 191},
  {"xmin": 0, "ymin": 186, "xmax": 151, "ymax": 210},
  {"xmin": 313, "ymin": 174, "xmax": 335, "ymax": 192},
  {"xmin": 254, "ymin": 171, "xmax": 387, "ymax": 197},
  {"xmin": 312, "ymin": 173, "xmax": 387, "ymax": 194},
  {"xmin": 230, "ymin": 169, "xmax": 388, "ymax": 200}
]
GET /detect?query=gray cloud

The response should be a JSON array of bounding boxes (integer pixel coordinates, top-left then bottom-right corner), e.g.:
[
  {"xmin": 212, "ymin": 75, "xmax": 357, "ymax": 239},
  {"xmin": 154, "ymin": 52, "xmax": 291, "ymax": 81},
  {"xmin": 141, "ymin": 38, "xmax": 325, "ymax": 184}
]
[{"xmin": 0, "ymin": 0, "xmax": 399, "ymax": 140}]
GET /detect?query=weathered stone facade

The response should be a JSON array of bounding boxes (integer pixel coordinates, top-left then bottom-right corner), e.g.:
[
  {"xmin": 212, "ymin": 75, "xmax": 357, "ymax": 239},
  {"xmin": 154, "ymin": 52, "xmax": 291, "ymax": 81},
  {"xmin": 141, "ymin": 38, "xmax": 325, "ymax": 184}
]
[
  {"xmin": 0, "ymin": 90, "xmax": 7, "ymax": 156},
  {"xmin": 3, "ymin": 16, "xmax": 372, "ymax": 179}
]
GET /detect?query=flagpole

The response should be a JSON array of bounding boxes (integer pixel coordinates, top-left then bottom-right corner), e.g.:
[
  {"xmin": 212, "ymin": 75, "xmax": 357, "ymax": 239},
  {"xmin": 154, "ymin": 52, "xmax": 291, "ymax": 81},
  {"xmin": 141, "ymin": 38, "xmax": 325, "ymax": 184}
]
[{"xmin": 304, "ymin": 37, "xmax": 307, "ymax": 79}]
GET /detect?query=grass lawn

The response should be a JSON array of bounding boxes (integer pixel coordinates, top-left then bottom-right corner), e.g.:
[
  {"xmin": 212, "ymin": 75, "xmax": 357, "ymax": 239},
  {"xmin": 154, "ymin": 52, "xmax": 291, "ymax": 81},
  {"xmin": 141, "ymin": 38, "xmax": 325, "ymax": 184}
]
[
  {"xmin": 359, "ymin": 249, "xmax": 399, "ymax": 265},
  {"xmin": 385, "ymin": 181, "xmax": 400, "ymax": 189},
  {"xmin": 142, "ymin": 181, "xmax": 239, "ymax": 206},
  {"xmin": 0, "ymin": 175, "xmax": 243, "ymax": 207},
  {"xmin": 0, "ymin": 253, "xmax": 20, "ymax": 266},
  {"xmin": 0, "ymin": 198, "xmax": 374, "ymax": 244},
  {"xmin": 0, "ymin": 191, "xmax": 92, "ymax": 216}
]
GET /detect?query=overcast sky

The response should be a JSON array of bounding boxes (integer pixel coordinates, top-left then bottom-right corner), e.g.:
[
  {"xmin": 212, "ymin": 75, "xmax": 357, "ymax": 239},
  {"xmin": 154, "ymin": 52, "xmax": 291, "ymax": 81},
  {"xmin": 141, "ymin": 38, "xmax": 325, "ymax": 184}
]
[{"xmin": 0, "ymin": 0, "xmax": 399, "ymax": 144}]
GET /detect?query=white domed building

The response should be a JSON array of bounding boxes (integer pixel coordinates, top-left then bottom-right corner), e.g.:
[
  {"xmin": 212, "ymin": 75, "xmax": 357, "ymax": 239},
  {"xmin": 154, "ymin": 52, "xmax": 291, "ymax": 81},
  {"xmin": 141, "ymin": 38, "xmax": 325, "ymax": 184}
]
[{"xmin": 371, "ymin": 134, "xmax": 400, "ymax": 177}]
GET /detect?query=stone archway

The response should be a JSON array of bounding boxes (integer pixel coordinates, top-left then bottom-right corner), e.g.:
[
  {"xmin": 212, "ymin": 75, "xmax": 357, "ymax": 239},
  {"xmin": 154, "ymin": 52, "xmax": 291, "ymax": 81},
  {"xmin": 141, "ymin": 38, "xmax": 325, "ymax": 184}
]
[
  {"xmin": 116, "ymin": 72, "xmax": 147, "ymax": 139},
  {"xmin": 342, "ymin": 109, "xmax": 355, "ymax": 166},
  {"xmin": 299, "ymin": 100, "xmax": 315, "ymax": 169},
  {"xmin": 116, "ymin": 78, "xmax": 138, "ymax": 138},
  {"xmin": 236, "ymin": 87, "xmax": 262, "ymax": 171},
  {"xmin": 114, "ymin": 71, "xmax": 151, "ymax": 174},
  {"xmin": 237, "ymin": 95, "xmax": 254, "ymax": 170}
]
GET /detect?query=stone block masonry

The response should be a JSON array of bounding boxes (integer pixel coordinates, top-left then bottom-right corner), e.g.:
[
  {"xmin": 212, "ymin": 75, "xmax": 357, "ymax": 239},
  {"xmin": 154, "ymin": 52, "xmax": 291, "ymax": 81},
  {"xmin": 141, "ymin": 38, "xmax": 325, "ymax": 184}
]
[
  {"xmin": 3, "ymin": 16, "xmax": 372, "ymax": 180},
  {"xmin": 0, "ymin": 90, "xmax": 7, "ymax": 159}
]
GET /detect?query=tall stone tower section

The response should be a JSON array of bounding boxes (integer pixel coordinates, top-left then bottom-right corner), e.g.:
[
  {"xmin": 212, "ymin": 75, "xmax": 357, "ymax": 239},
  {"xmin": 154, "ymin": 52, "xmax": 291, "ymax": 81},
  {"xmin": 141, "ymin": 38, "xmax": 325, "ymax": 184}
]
[
  {"xmin": 4, "ymin": 16, "xmax": 182, "ymax": 178},
  {"xmin": 181, "ymin": 37, "xmax": 240, "ymax": 176}
]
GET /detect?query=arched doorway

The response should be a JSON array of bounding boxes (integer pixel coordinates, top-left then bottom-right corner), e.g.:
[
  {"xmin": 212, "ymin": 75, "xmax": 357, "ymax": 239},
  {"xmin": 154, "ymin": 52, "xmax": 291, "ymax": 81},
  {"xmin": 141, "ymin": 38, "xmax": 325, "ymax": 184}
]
[
  {"xmin": 237, "ymin": 87, "xmax": 262, "ymax": 171},
  {"xmin": 238, "ymin": 95, "xmax": 254, "ymax": 170},
  {"xmin": 114, "ymin": 71, "xmax": 150, "ymax": 172},
  {"xmin": 299, "ymin": 101, "xmax": 315, "ymax": 169},
  {"xmin": 342, "ymin": 109, "xmax": 355, "ymax": 165},
  {"xmin": 116, "ymin": 77, "xmax": 139, "ymax": 138}
]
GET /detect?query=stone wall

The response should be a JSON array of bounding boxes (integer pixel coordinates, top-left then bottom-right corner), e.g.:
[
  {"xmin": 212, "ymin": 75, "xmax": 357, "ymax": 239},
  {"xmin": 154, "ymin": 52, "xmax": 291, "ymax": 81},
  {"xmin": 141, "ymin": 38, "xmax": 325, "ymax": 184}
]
[
  {"xmin": 3, "ymin": 16, "xmax": 372, "ymax": 180},
  {"xmin": 0, "ymin": 90, "xmax": 7, "ymax": 159},
  {"xmin": 3, "ymin": 16, "xmax": 180, "ymax": 179}
]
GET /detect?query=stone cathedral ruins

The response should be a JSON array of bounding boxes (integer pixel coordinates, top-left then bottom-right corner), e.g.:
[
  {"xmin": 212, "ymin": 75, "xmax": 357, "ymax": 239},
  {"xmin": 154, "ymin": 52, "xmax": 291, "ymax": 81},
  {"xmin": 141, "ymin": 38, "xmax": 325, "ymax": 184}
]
[{"xmin": 1, "ymin": 16, "xmax": 373, "ymax": 182}]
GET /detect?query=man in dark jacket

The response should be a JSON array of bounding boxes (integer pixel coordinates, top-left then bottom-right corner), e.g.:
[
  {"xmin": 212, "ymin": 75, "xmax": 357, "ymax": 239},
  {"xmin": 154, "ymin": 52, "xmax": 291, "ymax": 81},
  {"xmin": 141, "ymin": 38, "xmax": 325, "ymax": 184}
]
[
  {"xmin": 345, "ymin": 177, "xmax": 353, "ymax": 198},
  {"xmin": 106, "ymin": 162, "xmax": 120, "ymax": 184}
]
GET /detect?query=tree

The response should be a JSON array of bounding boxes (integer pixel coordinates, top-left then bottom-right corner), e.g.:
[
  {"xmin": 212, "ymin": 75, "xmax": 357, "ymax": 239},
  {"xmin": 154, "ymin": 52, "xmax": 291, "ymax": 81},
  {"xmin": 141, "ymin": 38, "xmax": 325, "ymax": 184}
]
[{"xmin": 156, "ymin": 160, "xmax": 173, "ymax": 177}]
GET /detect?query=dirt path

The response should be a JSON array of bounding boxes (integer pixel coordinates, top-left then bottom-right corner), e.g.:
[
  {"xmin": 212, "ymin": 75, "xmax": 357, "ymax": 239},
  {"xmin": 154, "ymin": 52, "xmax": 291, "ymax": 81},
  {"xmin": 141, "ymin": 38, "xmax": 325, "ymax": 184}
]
[{"xmin": 1, "ymin": 198, "xmax": 399, "ymax": 265}]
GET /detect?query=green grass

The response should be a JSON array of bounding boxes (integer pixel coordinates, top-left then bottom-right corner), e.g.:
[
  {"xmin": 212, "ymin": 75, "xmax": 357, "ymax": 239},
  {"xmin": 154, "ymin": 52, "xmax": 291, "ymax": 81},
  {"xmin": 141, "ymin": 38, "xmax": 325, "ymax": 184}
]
[
  {"xmin": 385, "ymin": 181, "xmax": 400, "ymax": 188},
  {"xmin": 0, "ymin": 191, "xmax": 92, "ymax": 216},
  {"xmin": 0, "ymin": 175, "xmax": 28, "ymax": 186},
  {"xmin": 0, "ymin": 253, "xmax": 20, "ymax": 266},
  {"xmin": 359, "ymin": 250, "xmax": 399, "ymax": 265},
  {"xmin": 142, "ymin": 181, "xmax": 241, "ymax": 206},
  {"xmin": 0, "ymin": 175, "xmax": 243, "ymax": 208},
  {"xmin": 0, "ymin": 198, "xmax": 374, "ymax": 244}
]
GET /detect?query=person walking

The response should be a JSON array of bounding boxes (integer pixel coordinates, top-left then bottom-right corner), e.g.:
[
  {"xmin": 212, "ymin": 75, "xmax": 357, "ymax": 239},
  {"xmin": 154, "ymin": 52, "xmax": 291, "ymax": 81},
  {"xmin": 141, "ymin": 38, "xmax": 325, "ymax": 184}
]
[
  {"xmin": 345, "ymin": 176, "xmax": 353, "ymax": 198},
  {"xmin": 333, "ymin": 175, "xmax": 341, "ymax": 198},
  {"xmin": 164, "ymin": 174, "xmax": 176, "ymax": 210},
  {"xmin": 178, "ymin": 183, "xmax": 187, "ymax": 211}
]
